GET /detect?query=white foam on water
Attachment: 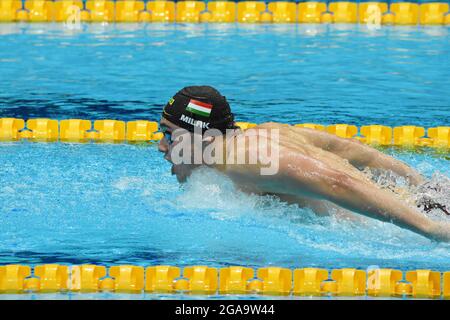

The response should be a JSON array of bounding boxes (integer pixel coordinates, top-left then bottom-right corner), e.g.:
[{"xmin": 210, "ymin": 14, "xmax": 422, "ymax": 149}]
[
  {"xmin": 366, "ymin": 166, "xmax": 450, "ymax": 221},
  {"xmin": 174, "ymin": 167, "xmax": 318, "ymax": 223},
  {"xmin": 165, "ymin": 166, "xmax": 450, "ymax": 264},
  {"xmin": 413, "ymin": 172, "xmax": 450, "ymax": 220},
  {"xmin": 112, "ymin": 177, "xmax": 147, "ymax": 191}
]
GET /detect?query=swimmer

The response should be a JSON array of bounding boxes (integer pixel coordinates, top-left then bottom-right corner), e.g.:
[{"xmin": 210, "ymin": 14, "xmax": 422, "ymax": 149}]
[{"xmin": 158, "ymin": 86, "xmax": 450, "ymax": 241}]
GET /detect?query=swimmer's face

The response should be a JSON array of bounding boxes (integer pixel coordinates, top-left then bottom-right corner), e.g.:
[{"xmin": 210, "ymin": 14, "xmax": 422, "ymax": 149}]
[{"xmin": 158, "ymin": 118, "xmax": 198, "ymax": 183}]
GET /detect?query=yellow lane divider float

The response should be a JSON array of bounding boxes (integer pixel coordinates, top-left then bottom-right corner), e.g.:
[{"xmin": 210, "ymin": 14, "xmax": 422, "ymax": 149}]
[
  {"xmin": 1, "ymin": 264, "xmax": 450, "ymax": 298},
  {"xmin": 0, "ymin": 118, "xmax": 163, "ymax": 142},
  {"xmin": 0, "ymin": 1, "xmax": 449, "ymax": 26},
  {"xmin": 1, "ymin": 118, "xmax": 449, "ymax": 148}
]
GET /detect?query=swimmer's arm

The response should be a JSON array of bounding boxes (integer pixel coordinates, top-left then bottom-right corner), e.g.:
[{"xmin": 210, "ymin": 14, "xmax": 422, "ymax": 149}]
[
  {"xmin": 275, "ymin": 193, "xmax": 363, "ymax": 221},
  {"xmin": 297, "ymin": 128, "xmax": 425, "ymax": 185},
  {"xmin": 244, "ymin": 152, "xmax": 447, "ymax": 241}
]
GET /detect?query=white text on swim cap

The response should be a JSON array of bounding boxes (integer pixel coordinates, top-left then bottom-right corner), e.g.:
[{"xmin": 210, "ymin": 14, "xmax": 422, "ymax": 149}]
[{"xmin": 180, "ymin": 115, "xmax": 210, "ymax": 129}]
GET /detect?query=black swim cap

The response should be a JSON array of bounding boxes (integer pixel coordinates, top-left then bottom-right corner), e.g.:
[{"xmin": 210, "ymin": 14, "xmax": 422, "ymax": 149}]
[{"xmin": 162, "ymin": 86, "xmax": 236, "ymax": 133}]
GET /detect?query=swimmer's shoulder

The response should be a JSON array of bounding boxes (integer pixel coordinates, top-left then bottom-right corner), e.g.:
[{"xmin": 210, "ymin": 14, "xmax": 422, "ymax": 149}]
[
  {"xmin": 254, "ymin": 122, "xmax": 322, "ymax": 137},
  {"xmin": 253, "ymin": 122, "xmax": 289, "ymax": 130}
]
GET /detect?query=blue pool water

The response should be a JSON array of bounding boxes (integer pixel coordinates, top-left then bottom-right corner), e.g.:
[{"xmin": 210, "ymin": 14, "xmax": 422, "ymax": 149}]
[
  {"xmin": 1, "ymin": 23, "xmax": 449, "ymax": 126},
  {"xmin": 0, "ymin": 24, "xmax": 450, "ymax": 284}
]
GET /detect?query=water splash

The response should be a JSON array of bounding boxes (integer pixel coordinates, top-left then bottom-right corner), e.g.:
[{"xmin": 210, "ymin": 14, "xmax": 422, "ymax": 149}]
[
  {"xmin": 363, "ymin": 167, "xmax": 450, "ymax": 220},
  {"xmin": 175, "ymin": 167, "xmax": 318, "ymax": 224},
  {"xmin": 166, "ymin": 166, "xmax": 450, "ymax": 268},
  {"xmin": 414, "ymin": 173, "xmax": 450, "ymax": 220}
]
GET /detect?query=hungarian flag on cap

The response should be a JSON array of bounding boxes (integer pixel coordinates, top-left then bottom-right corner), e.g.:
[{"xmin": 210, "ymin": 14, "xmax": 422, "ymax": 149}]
[{"xmin": 186, "ymin": 99, "xmax": 212, "ymax": 117}]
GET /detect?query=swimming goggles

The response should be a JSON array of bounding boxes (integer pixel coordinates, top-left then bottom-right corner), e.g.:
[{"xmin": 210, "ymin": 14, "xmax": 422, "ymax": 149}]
[{"xmin": 161, "ymin": 127, "xmax": 173, "ymax": 145}]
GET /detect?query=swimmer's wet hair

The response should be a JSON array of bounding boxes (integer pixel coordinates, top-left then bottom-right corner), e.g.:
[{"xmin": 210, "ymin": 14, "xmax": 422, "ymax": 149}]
[{"xmin": 162, "ymin": 86, "xmax": 237, "ymax": 133}]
